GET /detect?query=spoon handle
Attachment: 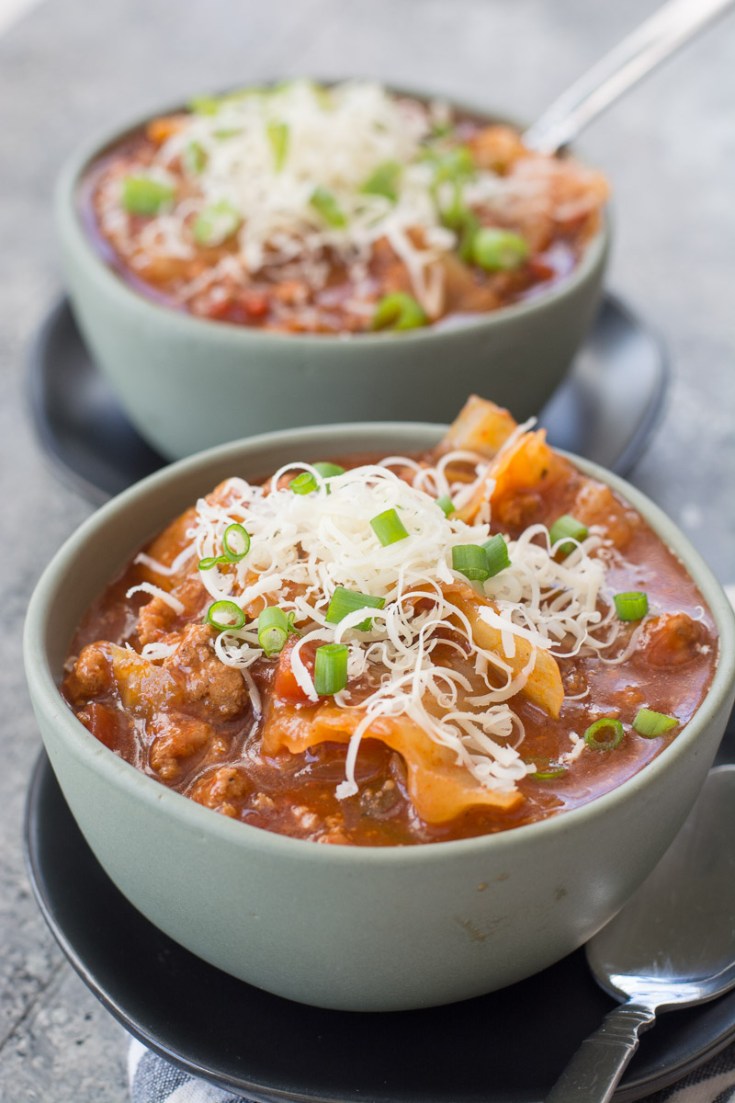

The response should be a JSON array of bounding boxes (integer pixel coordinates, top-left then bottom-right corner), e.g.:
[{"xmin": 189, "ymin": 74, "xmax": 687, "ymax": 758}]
[
  {"xmin": 544, "ymin": 1000, "xmax": 657, "ymax": 1103},
  {"xmin": 524, "ymin": 0, "xmax": 735, "ymax": 153}
]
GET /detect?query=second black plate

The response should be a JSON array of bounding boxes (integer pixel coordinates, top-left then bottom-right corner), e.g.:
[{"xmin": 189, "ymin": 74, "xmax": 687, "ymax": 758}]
[
  {"xmin": 27, "ymin": 294, "xmax": 668, "ymax": 504},
  {"xmin": 24, "ymin": 717, "xmax": 735, "ymax": 1103}
]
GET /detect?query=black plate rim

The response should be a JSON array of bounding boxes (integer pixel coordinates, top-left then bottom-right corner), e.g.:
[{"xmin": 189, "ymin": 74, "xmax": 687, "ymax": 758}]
[
  {"xmin": 24, "ymin": 745, "xmax": 735, "ymax": 1103},
  {"xmin": 588, "ymin": 292, "xmax": 669, "ymax": 477},
  {"xmin": 26, "ymin": 291, "xmax": 670, "ymax": 508},
  {"xmin": 22, "ymin": 752, "xmax": 292, "ymax": 1103}
]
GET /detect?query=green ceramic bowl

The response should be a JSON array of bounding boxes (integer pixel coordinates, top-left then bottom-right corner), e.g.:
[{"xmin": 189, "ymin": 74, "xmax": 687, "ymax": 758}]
[
  {"xmin": 23, "ymin": 423, "xmax": 735, "ymax": 1011},
  {"xmin": 55, "ymin": 95, "xmax": 609, "ymax": 461}
]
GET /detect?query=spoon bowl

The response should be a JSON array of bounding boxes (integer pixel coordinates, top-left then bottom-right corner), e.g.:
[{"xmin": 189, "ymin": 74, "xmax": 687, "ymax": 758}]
[{"xmin": 547, "ymin": 765, "xmax": 735, "ymax": 1101}]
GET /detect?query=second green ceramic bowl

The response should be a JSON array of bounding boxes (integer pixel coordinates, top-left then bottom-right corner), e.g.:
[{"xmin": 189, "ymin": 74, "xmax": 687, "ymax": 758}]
[{"xmin": 55, "ymin": 94, "xmax": 609, "ymax": 460}]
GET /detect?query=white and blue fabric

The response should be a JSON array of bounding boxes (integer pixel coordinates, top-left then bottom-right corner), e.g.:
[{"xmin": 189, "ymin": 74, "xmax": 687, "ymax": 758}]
[{"xmin": 129, "ymin": 1036, "xmax": 735, "ymax": 1103}]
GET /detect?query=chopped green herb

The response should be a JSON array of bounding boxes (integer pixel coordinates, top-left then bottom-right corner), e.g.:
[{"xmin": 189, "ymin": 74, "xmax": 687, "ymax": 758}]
[
  {"xmin": 121, "ymin": 176, "xmax": 175, "ymax": 216},
  {"xmin": 472, "ymin": 227, "xmax": 529, "ymax": 271},
  {"xmin": 188, "ymin": 94, "xmax": 220, "ymax": 116},
  {"xmin": 289, "ymin": 471, "xmax": 318, "ymax": 495},
  {"xmin": 257, "ymin": 606, "xmax": 296, "ymax": 657},
  {"xmin": 370, "ymin": 508, "xmax": 409, "ymax": 546},
  {"xmin": 183, "ymin": 140, "xmax": 207, "ymax": 175},
  {"xmin": 206, "ymin": 600, "xmax": 246, "ymax": 632},
  {"xmin": 614, "ymin": 591, "xmax": 649, "ymax": 621},
  {"xmin": 427, "ymin": 145, "xmax": 475, "ymax": 184},
  {"xmin": 314, "ymin": 642, "xmax": 349, "ymax": 695},
  {"xmin": 326, "ymin": 586, "xmax": 385, "ymax": 631},
  {"xmin": 361, "ymin": 160, "xmax": 402, "ymax": 202},
  {"xmin": 310, "ymin": 186, "xmax": 347, "ymax": 228},
  {"xmin": 633, "ymin": 708, "xmax": 679, "ymax": 738},
  {"xmin": 266, "ymin": 120, "xmax": 290, "ymax": 171},
  {"xmin": 584, "ymin": 717, "xmax": 625, "ymax": 751},
  {"xmin": 482, "ymin": 534, "xmax": 511, "ymax": 578},
  {"xmin": 549, "ymin": 514, "xmax": 589, "ymax": 558},
  {"xmin": 193, "ymin": 199, "xmax": 241, "ymax": 246},
  {"xmin": 198, "ymin": 555, "xmax": 227, "ymax": 571},
  {"xmin": 313, "ymin": 462, "xmax": 345, "ymax": 479},
  {"xmin": 452, "ymin": 544, "xmax": 490, "ymax": 582},
  {"xmin": 371, "ymin": 292, "xmax": 427, "ymax": 332},
  {"xmin": 532, "ymin": 766, "xmax": 568, "ymax": 780},
  {"xmin": 222, "ymin": 523, "xmax": 250, "ymax": 562}
]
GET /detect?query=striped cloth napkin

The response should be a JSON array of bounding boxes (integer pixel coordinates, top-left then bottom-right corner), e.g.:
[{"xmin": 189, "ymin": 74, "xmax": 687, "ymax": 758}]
[{"xmin": 128, "ymin": 1036, "xmax": 735, "ymax": 1103}]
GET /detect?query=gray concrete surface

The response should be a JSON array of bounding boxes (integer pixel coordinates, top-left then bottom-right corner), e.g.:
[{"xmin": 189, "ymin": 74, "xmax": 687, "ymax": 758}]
[{"xmin": 1, "ymin": 0, "xmax": 733, "ymax": 1099}]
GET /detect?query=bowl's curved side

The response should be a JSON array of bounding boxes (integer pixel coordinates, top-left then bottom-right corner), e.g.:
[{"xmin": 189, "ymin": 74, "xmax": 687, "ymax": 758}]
[
  {"xmin": 23, "ymin": 425, "xmax": 735, "ymax": 1010},
  {"xmin": 54, "ymin": 101, "xmax": 609, "ymax": 460}
]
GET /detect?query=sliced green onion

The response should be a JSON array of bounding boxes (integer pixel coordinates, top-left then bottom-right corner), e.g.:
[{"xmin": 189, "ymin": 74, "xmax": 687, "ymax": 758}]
[
  {"xmin": 193, "ymin": 199, "xmax": 241, "ymax": 247},
  {"xmin": 266, "ymin": 120, "xmax": 290, "ymax": 171},
  {"xmin": 213, "ymin": 127, "xmax": 243, "ymax": 140},
  {"xmin": 314, "ymin": 642, "xmax": 349, "ymax": 695},
  {"xmin": 361, "ymin": 160, "xmax": 402, "ymax": 202},
  {"xmin": 614, "ymin": 591, "xmax": 649, "ymax": 621},
  {"xmin": 429, "ymin": 119, "xmax": 452, "ymax": 139},
  {"xmin": 310, "ymin": 186, "xmax": 347, "ymax": 228},
  {"xmin": 428, "ymin": 145, "xmax": 475, "ymax": 184},
  {"xmin": 121, "ymin": 176, "xmax": 175, "ymax": 216},
  {"xmin": 188, "ymin": 94, "xmax": 220, "ymax": 115},
  {"xmin": 370, "ymin": 508, "xmax": 409, "ymax": 546},
  {"xmin": 183, "ymin": 140, "xmax": 207, "ymax": 175},
  {"xmin": 452, "ymin": 544, "xmax": 490, "ymax": 582},
  {"xmin": 312, "ymin": 83, "xmax": 334, "ymax": 110},
  {"xmin": 223, "ymin": 85, "xmax": 267, "ymax": 102},
  {"xmin": 198, "ymin": 555, "xmax": 227, "ymax": 570},
  {"xmin": 222, "ymin": 523, "xmax": 251, "ymax": 562},
  {"xmin": 326, "ymin": 586, "xmax": 386, "ymax": 631},
  {"xmin": 371, "ymin": 292, "xmax": 427, "ymax": 332},
  {"xmin": 439, "ymin": 184, "xmax": 470, "ymax": 231},
  {"xmin": 457, "ymin": 211, "xmax": 481, "ymax": 263},
  {"xmin": 313, "ymin": 462, "xmax": 345, "ymax": 479},
  {"xmin": 532, "ymin": 766, "xmax": 568, "ymax": 780},
  {"xmin": 482, "ymin": 534, "xmax": 511, "ymax": 578},
  {"xmin": 633, "ymin": 708, "xmax": 679, "ymax": 738},
  {"xmin": 436, "ymin": 494, "xmax": 455, "ymax": 517},
  {"xmin": 257, "ymin": 606, "xmax": 293, "ymax": 657},
  {"xmin": 584, "ymin": 717, "xmax": 625, "ymax": 751},
  {"xmin": 289, "ymin": 470, "xmax": 318, "ymax": 495},
  {"xmin": 206, "ymin": 600, "xmax": 246, "ymax": 632},
  {"xmin": 549, "ymin": 514, "xmax": 589, "ymax": 557},
  {"xmin": 437, "ymin": 179, "xmax": 480, "ymax": 256},
  {"xmin": 289, "ymin": 462, "xmax": 344, "ymax": 496},
  {"xmin": 472, "ymin": 227, "xmax": 529, "ymax": 271}
]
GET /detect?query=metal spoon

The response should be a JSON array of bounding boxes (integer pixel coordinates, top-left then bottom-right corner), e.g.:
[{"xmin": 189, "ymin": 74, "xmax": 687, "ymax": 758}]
[
  {"xmin": 524, "ymin": 0, "xmax": 735, "ymax": 154},
  {"xmin": 546, "ymin": 765, "xmax": 735, "ymax": 1102}
]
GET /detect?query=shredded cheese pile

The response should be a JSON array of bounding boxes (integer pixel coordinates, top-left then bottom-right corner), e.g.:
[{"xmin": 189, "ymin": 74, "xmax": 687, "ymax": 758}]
[
  {"xmin": 98, "ymin": 80, "xmax": 542, "ymax": 317},
  {"xmin": 139, "ymin": 453, "xmax": 621, "ymax": 799}
]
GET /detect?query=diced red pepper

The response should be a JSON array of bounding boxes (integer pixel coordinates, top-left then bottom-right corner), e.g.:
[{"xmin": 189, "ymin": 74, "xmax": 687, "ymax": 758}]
[{"xmin": 240, "ymin": 292, "xmax": 270, "ymax": 319}]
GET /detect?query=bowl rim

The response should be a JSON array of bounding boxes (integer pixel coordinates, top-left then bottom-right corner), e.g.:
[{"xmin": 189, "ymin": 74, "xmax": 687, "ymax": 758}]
[
  {"xmin": 55, "ymin": 81, "xmax": 611, "ymax": 349},
  {"xmin": 24, "ymin": 419, "xmax": 735, "ymax": 865}
]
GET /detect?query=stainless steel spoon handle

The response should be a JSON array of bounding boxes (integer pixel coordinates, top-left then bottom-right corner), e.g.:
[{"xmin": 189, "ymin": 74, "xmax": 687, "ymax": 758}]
[
  {"xmin": 545, "ymin": 1000, "xmax": 657, "ymax": 1103},
  {"xmin": 524, "ymin": 0, "xmax": 735, "ymax": 153}
]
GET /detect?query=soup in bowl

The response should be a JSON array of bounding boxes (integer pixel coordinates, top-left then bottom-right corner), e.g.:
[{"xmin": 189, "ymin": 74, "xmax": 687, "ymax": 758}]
[
  {"xmin": 56, "ymin": 81, "xmax": 609, "ymax": 458},
  {"xmin": 25, "ymin": 398, "xmax": 733, "ymax": 1009}
]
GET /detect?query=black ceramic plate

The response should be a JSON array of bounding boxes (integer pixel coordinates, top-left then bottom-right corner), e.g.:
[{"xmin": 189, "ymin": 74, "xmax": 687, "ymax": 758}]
[
  {"xmin": 25, "ymin": 716, "xmax": 735, "ymax": 1103},
  {"xmin": 27, "ymin": 294, "xmax": 668, "ymax": 505}
]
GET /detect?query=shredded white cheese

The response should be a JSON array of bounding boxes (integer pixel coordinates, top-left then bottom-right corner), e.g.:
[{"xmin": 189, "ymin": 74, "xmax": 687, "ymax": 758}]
[
  {"xmin": 174, "ymin": 452, "xmax": 621, "ymax": 799},
  {"xmin": 97, "ymin": 80, "xmax": 595, "ymax": 319},
  {"xmin": 126, "ymin": 582, "xmax": 185, "ymax": 614}
]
